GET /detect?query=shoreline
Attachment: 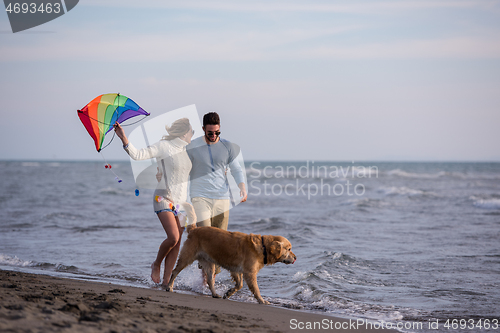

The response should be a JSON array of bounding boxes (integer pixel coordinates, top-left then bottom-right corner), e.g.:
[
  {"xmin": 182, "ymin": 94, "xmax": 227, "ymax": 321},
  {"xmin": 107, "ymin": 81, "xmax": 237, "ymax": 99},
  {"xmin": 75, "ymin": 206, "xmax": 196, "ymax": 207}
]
[{"xmin": 0, "ymin": 269, "xmax": 397, "ymax": 332}]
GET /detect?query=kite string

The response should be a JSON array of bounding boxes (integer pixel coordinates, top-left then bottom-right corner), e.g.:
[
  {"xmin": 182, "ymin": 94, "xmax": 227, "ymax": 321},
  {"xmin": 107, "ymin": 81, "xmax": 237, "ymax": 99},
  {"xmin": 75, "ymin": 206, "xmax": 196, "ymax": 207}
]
[
  {"xmin": 117, "ymin": 116, "xmax": 148, "ymax": 127},
  {"xmin": 99, "ymin": 150, "xmax": 122, "ymax": 183},
  {"xmin": 99, "ymin": 131, "xmax": 116, "ymax": 152},
  {"xmin": 79, "ymin": 111, "xmax": 148, "ymax": 152},
  {"xmin": 96, "ymin": 116, "xmax": 148, "ymax": 152}
]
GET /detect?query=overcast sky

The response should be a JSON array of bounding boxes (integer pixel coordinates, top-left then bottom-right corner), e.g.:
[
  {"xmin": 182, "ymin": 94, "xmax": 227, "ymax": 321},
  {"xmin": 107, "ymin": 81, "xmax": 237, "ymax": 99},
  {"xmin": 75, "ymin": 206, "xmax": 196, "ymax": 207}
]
[{"xmin": 1, "ymin": 0, "xmax": 499, "ymax": 162}]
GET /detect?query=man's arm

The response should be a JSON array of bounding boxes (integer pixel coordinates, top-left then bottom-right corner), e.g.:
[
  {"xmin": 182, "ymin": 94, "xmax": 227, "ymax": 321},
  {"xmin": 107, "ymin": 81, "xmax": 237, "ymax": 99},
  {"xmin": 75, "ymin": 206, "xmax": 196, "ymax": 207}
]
[
  {"xmin": 227, "ymin": 145, "xmax": 247, "ymax": 202},
  {"xmin": 238, "ymin": 182, "xmax": 247, "ymax": 202}
]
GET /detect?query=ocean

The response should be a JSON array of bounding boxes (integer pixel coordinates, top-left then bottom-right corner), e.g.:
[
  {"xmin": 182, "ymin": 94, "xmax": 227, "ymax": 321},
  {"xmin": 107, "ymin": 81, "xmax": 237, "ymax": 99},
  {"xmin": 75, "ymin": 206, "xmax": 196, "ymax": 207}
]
[{"xmin": 1, "ymin": 160, "xmax": 499, "ymax": 332}]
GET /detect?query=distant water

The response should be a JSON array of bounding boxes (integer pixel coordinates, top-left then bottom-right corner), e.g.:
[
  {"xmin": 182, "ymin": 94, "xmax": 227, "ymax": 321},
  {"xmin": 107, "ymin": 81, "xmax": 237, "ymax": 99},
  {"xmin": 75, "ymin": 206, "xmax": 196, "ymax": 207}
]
[{"xmin": 1, "ymin": 160, "xmax": 499, "ymax": 332}]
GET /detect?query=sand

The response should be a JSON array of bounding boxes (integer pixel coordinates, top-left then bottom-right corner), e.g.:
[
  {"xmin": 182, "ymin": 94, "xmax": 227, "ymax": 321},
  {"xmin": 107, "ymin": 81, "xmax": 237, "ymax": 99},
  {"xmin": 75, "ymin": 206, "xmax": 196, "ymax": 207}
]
[{"xmin": 0, "ymin": 269, "xmax": 397, "ymax": 332}]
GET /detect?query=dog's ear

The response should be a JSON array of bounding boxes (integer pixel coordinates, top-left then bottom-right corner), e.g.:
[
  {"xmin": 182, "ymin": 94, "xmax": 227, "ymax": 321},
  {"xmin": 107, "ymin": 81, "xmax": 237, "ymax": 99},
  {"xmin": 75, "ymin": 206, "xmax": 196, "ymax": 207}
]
[
  {"xmin": 267, "ymin": 239, "xmax": 283, "ymax": 264},
  {"xmin": 250, "ymin": 234, "xmax": 261, "ymax": 249}
]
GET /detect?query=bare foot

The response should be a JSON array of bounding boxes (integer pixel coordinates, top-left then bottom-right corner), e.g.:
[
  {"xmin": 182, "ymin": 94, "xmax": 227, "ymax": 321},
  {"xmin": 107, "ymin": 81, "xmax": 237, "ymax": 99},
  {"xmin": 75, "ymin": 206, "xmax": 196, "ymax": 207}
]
[
  {"xmin": 151, "ymin": 263, "xmax": 161, "ymax": 284},
  {"xmin": 161, "ymin": 276, "xmax": 170, "ymax": 289}
]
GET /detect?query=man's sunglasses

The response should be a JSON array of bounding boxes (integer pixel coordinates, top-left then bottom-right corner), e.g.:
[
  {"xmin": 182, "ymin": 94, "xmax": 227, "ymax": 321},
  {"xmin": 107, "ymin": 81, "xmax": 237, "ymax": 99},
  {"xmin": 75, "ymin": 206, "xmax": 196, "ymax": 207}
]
[{"xmin": 207, "ymin": 131, "xmax": 221, "ymax": 136}]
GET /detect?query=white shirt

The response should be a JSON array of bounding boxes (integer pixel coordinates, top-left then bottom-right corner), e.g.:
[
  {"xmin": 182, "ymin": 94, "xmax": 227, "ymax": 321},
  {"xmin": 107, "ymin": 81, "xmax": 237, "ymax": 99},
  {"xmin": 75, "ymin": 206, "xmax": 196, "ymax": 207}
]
[{"xmin": 125, "ymin": 137, "xmax": 192, "ymax": 208}]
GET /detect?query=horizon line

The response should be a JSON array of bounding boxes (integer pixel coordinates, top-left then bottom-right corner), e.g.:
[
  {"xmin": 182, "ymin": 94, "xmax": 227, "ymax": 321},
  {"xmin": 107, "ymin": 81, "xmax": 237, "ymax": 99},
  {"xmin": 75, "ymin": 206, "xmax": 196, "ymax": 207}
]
[{"xmin": 2, "ymin": 159, "xmax": 500, "ymax": 164}]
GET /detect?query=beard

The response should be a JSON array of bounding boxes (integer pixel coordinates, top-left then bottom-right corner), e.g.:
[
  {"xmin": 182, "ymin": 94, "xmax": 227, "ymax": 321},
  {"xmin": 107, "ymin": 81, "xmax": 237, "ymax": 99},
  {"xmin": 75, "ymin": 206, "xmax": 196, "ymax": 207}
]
[{"xmin": 205, "ymin": 134, "xmax": 217, "ymax": 142}]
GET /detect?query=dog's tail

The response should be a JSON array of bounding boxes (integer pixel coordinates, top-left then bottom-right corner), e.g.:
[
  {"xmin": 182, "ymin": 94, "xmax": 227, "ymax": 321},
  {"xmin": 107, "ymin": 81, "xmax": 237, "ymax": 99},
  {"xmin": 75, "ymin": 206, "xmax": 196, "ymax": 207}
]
[{"xmin": 179, "ymin": 202, "xmax": 197, "ymax": 233}]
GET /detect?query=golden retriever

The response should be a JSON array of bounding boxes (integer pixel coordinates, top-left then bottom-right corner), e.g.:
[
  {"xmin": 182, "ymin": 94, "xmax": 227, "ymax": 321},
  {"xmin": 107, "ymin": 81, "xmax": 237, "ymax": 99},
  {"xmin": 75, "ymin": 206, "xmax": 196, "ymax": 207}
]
[{"xmin": 166, "ymin": 226, "xmax": 296, "ymax": 304}]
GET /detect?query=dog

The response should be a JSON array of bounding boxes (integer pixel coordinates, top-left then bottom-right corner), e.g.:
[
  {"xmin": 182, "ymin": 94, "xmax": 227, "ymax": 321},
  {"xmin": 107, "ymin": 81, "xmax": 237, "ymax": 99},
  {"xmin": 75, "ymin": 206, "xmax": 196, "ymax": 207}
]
[{"xmin": 166, "ymin": 226, "xmax": 296, "ymax": 304}]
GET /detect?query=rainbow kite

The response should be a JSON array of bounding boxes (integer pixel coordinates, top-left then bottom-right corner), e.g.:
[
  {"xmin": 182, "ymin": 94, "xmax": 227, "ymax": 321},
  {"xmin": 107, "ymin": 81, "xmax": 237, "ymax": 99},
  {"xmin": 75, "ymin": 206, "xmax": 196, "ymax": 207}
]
[{"xmin": 78, "ymin": 93, "xmax": 149, "ymax": 152}]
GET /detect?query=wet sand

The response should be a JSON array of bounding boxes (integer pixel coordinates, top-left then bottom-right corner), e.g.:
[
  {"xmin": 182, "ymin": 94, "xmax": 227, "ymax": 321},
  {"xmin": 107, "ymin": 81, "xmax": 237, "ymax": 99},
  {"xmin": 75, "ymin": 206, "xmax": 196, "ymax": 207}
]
[{"xmin": 0, "ymin": 269, "xmax": 397, "ymax": 332}]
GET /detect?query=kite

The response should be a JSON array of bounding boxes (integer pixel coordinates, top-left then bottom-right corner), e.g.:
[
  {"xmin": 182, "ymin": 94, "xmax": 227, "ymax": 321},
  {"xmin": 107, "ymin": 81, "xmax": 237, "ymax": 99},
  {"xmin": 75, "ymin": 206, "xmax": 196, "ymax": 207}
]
[{"xmin": 77, "ymin": 93, "xmax": 150, "ymax": 152}]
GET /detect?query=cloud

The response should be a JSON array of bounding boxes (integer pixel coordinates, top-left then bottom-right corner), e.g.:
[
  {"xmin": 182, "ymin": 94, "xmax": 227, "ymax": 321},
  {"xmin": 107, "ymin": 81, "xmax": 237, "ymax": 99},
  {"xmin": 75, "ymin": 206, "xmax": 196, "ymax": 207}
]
[
  {"xmin": 0, "ymin": 26, "xmax": 360, "ymax": 62},
  {"xmin": 2, "ymin": 27, "xmax": 499, "ymax": 63},
  {"xmin": 299, "ymin": 36, "xmax": 500, "ymax": 59},
  {"xmin": 2, "ymin": 0, "xmax": 499, "ymax": 62},
  {"xmin": 82, "ymin": 0, "xmax": 499, "ymax": 13}
]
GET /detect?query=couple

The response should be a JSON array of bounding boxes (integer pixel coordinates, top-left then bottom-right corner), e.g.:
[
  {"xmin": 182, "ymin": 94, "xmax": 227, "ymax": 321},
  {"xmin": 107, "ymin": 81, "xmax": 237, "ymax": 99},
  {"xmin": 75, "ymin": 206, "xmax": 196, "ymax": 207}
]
[{"xmin": 114, "ymin": 112, "xmax": 247, "ymax": 288}]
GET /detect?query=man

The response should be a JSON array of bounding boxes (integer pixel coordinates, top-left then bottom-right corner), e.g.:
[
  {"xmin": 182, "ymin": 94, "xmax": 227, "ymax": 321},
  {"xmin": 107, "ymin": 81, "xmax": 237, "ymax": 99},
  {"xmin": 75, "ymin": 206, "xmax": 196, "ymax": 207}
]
[{"xmin": 187, "ymin": 112, "xmax": 247, "ymax": 230}]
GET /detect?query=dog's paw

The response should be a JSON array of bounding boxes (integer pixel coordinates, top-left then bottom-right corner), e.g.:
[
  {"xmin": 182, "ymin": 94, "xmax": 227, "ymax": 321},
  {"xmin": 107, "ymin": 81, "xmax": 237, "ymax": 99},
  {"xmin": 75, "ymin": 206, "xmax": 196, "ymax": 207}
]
[
  {"xmin": 212, "ymin": 294, "xmax": 222, "ymax": 299},
  {"xmin": 223, "ymin": 290, "xmax": 234, "ymax": 299},
  {"xmin": 165, "ymin": 286, "xmax": 173, "ymax": 292}
]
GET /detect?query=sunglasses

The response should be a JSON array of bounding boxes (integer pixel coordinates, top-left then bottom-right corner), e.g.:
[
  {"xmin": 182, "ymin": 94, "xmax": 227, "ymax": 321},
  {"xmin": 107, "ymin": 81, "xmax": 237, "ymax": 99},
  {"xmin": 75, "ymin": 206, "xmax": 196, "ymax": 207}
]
[{"xmin": 207, "ymin": 131, "xmax": 221, "ymax": 136}]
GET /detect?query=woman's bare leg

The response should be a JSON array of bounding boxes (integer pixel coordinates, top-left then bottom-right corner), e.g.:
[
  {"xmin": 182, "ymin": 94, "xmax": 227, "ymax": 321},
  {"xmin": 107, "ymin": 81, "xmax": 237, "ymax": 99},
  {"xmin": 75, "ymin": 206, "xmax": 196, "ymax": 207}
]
[
  {"xmin": 162, "ymin": 216, "xmax": 184, "ymax": 286},
  {"xmin": 151, "ymin": 211, "xmax": 180, "ymax": 284}
]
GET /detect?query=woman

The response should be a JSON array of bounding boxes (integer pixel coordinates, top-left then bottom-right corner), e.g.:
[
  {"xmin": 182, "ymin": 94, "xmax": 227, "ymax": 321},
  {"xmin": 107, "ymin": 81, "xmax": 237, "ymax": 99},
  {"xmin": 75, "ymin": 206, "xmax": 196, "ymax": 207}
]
[{"xmin": 114, "ymin": 118, "xmax": 195, "ymax": 287}]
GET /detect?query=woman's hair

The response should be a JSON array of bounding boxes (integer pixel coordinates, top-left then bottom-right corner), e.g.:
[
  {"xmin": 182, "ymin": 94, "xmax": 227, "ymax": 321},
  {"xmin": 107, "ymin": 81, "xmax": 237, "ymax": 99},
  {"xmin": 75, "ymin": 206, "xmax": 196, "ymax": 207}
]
[{"xmin": 162, "ymin": 118, "xmax": 191, "ymax": 141}]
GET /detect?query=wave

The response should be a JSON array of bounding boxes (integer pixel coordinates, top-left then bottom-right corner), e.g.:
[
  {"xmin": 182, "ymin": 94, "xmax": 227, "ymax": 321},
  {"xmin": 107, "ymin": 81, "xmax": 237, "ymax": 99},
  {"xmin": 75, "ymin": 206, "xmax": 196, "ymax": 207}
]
[
  {"xmin": 386, "ymin": 169, "xmax": 448, "ymax": 179},
  {"xmin": 377, "ymin": 186, "xmax": 437, "ymax": 198},
  {"xmin": 0, "ymin": 254, "xmax": 79, "ymax": 273},
  {"xmin": 287, "ymin": 253, "xmax": 437, "ymax": 324},
  {"xmin": 297, "ymin": 252, "xmax": 386, "ymax": 286},
  {"xmin": 0, "ymin": 222, "xmax": 35, "ymax": 229},
  {"xmin": 71, "ymin": 224, "xmax": 129, "ymax": 233},
  {"xmin": 471, "ymin": 197, "xmax": 500, "ymax": 210},
  {"xmin": 0, "ymin": 254, "xmax": 34, "ymax": 267},
  {"xmin": 43, "ymin": 212, "xmax": 85, "ymax": 222},
  {"xmin": 98, "ymin": 187, "xmax": 131, "ymax": 196},
  {"xmin": 292, "ymin": 284, "xmax": 409, "ymax": 322},
  {"xmin": 21, "ymin": 162, "xmax": 41, "ymax": 167},
  {"xmin": 386, "ymin": 168, "xmax": 500, "ymax": 181},
  {"xmin": 0, "ymin": 254, "xmax": 140, "ymax": 282},
  {"xmin": 342, "ymin": 198, "xmax": 385, "ymax": 208},
  {"xmin": 168, "ymin": 261, "xmax": 407, "ymax": 323},
  {"xmin": 242, "ymin": 217, "xmax": 292, "ymax": 232},
  {"xmin": 18, "ymin": 162, "xmax": 62, "ymax": 167}
]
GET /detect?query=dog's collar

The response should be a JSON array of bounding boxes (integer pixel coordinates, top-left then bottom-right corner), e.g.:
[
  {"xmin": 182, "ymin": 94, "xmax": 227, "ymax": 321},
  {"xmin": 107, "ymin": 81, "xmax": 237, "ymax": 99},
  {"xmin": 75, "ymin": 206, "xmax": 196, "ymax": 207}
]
[{"xmin": 261, "ymin": 236, "xmax": 268, "ymax": 265}]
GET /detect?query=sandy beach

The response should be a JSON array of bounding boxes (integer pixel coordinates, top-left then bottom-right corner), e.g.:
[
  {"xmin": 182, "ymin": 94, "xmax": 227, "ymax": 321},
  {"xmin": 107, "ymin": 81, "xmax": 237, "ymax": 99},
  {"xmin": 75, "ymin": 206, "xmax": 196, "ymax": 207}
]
[{"xmin": 0, "ymin": 269, "xmax": 397, "ymax": 333}]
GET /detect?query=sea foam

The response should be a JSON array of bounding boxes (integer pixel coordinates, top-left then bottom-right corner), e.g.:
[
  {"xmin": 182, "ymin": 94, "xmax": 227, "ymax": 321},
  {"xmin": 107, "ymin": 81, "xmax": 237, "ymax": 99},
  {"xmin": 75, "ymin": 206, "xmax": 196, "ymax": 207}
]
[
  {"xmin": 472, "ymin": 198, "xmax": 500, "ymax": 209},
  {"xmin": 0, "ymin": 254, "xmax": 34, "ymax": 267}
]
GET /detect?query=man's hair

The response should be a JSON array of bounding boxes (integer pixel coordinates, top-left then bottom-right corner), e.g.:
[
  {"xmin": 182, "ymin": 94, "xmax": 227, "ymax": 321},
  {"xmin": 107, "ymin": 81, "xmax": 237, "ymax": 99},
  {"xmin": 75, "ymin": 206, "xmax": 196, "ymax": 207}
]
[{"xmin": 203, "ymin": 112, "xmax": 220, "ymax": 127}]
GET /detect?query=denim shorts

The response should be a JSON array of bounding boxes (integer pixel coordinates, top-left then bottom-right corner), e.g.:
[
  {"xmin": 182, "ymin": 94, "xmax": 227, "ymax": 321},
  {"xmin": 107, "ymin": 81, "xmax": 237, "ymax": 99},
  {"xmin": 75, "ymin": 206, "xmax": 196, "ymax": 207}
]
[{"xmin": 155, "ymin": 208, "xmax": 178, "ymax": 216}]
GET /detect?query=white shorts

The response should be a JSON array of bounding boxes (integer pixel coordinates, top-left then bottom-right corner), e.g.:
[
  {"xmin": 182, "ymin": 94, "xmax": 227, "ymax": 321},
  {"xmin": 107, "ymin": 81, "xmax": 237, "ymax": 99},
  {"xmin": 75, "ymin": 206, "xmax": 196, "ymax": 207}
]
[{"xmin": 191, "ymin": 197, "xmax": 230, "ymax": 230}]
